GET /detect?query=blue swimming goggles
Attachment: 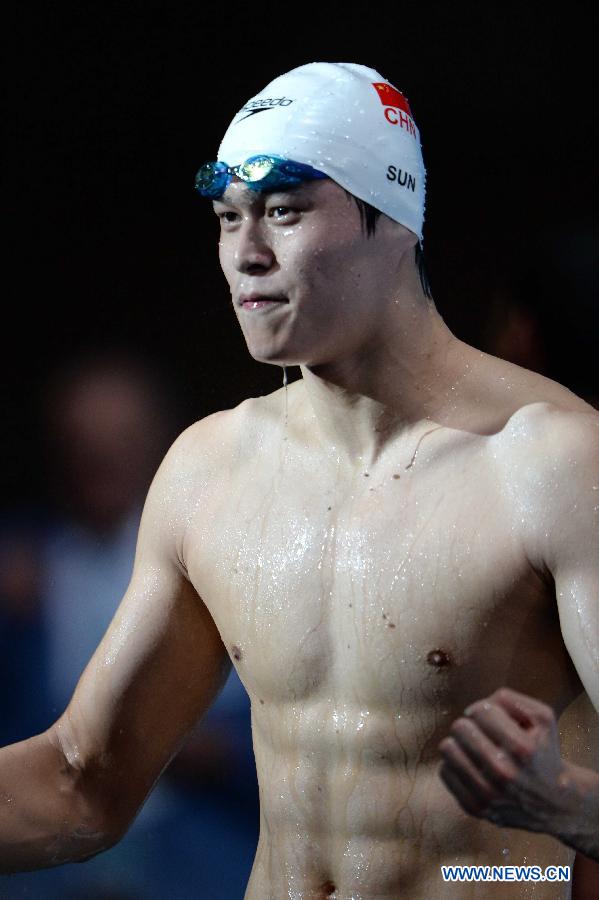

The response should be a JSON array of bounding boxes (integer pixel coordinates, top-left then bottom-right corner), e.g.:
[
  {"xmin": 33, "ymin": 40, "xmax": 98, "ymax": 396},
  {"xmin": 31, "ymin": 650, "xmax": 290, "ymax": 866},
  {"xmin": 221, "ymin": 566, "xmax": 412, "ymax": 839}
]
[{"xmin": 194, "ymin": 154, "xmax": 328, "ymax": 200}]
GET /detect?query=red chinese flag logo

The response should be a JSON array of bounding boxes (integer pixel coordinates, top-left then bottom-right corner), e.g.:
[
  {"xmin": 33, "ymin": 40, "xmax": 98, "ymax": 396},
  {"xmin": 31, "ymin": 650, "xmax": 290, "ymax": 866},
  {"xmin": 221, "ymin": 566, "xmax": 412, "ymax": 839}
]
[{"xmin": 371, "ymin": 82, "xmax": 413, "ymax": 117}]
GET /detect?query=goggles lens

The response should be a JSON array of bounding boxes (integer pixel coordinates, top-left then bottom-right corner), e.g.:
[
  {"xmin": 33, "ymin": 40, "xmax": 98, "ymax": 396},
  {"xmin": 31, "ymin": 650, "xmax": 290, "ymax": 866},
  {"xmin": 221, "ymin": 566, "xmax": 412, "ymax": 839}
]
[
  {"xmin": 194, "ymin": 161, "xmax": 230, "ymax": 198},
  {"xmin": 194, "ymin": 155, "xmax": 327, "ymax": 199},
  {"xmin": 237, "ymin": 156, "xmax": 274, "ymax": 183}
]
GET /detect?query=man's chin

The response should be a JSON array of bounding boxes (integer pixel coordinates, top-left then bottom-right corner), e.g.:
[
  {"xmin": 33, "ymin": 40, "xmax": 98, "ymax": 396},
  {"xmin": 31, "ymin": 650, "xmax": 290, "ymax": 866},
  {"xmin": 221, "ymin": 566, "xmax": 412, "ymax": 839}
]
[
  {"xmin": 251, "ymin": 352, "xmax": 304, "ymax": 368},
  {"xmin": 245, "ymin": 341, "xmax": 305, "ymax": 368}
]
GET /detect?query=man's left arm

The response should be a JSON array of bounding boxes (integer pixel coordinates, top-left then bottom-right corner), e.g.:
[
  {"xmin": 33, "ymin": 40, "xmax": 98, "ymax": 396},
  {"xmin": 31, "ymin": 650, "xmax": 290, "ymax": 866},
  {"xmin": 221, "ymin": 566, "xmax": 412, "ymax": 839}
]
[
  {"xmin": 439, "ymin": 406, "xmax": 599, "ymax": 860},
  {"xmin": 548, "ymin": 410, "xmax": 599, "ymax": 857}
]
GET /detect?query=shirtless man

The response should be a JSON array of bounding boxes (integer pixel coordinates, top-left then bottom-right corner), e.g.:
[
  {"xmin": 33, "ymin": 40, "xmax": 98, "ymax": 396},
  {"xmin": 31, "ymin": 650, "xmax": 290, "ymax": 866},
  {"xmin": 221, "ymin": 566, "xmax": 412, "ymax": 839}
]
[{"xmin": 1, "ymin": 63, "xmax": 597, "ymax": 899}]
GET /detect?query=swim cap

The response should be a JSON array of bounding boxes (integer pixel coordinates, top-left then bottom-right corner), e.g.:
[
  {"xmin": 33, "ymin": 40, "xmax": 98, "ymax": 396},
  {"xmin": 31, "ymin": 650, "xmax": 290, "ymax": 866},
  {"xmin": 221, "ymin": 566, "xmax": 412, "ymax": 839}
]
[{"xmin": 217, "ymin": 62, "xmax": 426, "ymax": 240}]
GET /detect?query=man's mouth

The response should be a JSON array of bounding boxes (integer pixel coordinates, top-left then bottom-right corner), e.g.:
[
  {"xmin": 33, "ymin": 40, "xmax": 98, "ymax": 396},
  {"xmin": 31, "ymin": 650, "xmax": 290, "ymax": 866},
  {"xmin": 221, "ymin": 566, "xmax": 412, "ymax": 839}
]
[{"xmin": 239, "ymin": 294, "xmax": 289, "ymax": 310}]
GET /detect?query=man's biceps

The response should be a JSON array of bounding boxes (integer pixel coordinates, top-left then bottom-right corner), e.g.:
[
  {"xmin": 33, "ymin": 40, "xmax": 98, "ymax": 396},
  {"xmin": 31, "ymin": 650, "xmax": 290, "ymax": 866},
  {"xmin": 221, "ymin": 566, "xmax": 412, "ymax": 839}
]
[
  {"xmin": 115, "ymin": 567, "xmax": 207, "ymax": 653},
  {"xmin": 131, "ymin": 503, "xmax": 185, "ymax": 577},
  {"xmin": 64, "ymin": 576, "xmax": 227, "ymax": 768}
]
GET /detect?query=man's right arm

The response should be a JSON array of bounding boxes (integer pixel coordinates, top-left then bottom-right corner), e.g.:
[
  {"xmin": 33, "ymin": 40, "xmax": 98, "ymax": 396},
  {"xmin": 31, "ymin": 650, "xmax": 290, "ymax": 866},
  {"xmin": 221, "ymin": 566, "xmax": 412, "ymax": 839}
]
[{"xmin": 0, "ymin": 418, "xmax": 233, "ymax": 872}]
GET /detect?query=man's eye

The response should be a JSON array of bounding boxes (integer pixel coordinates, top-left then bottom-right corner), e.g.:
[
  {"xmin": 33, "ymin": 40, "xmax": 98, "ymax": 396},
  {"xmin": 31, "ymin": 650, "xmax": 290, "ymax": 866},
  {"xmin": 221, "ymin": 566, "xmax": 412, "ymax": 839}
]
[
  {"xmin": 217, "ymin": 211, "xmax": 239, "ymax": 224},
  {"xmin": 268, "ymin": 206, "xmax": 296, "ymax": 219}
]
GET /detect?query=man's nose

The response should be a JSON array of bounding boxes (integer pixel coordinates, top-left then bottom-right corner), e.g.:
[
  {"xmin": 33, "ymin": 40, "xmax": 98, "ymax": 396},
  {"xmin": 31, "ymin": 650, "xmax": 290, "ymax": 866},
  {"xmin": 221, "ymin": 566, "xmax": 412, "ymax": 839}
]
[{"xmin": 234, "ymin": 220, "xmax": 276, "ymax": 274}]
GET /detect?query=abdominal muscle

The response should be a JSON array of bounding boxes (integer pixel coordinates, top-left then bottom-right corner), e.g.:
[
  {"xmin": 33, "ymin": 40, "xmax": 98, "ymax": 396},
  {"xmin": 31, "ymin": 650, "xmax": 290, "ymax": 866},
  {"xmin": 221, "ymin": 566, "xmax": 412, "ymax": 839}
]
[{"xmin": 244, "ymin": 700, "xmax": 574, "ymax": 900}]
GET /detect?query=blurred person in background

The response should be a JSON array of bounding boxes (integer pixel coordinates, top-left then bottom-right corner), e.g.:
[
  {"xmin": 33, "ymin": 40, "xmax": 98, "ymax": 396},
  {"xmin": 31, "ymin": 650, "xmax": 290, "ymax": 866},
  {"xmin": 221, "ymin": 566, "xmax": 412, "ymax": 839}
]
[{"xmin": 0, "ymin": 352, "xmax": 258, "ymax": 899}]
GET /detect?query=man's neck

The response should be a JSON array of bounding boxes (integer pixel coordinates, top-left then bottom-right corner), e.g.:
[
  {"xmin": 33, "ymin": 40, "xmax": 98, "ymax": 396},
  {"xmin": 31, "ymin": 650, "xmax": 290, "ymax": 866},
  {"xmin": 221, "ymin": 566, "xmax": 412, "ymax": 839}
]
[{"xmin": 298, "ymin": 301, "xmax": 473, "ymax": 468}]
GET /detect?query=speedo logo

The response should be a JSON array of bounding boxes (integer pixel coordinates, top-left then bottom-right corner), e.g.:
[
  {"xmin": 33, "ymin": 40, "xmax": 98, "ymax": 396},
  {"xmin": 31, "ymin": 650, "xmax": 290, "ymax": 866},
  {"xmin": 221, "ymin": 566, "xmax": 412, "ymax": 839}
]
[
  {"xmin": 235, "ymin": 96, "xmax": 294, "ymax": 122},
  {"xmin": 371, "ymin": 82, "xmax": 417, "ymax": 137}
]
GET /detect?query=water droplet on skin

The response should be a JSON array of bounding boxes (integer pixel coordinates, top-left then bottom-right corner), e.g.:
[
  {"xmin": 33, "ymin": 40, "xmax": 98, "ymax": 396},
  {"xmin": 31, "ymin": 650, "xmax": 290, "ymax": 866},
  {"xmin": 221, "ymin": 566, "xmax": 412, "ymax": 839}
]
[{"xmin": 282, "ymin": 366, "xmax": 288, "ymax": 436}]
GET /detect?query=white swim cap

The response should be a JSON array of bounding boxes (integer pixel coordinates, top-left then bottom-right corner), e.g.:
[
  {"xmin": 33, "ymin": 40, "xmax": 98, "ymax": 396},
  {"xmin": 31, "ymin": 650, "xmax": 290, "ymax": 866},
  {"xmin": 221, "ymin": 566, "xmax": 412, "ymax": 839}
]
[{"xmin": 217, "ymin": 62, "xmax": 426, "ymax": 240}]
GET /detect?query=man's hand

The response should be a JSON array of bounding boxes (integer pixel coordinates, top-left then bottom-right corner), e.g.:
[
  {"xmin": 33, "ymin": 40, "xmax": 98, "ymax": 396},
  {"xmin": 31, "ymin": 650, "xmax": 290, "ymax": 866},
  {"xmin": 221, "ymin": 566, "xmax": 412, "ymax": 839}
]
[{"xmin": 438, "ymin": 687, "xmax": 599, "ymax": 858}]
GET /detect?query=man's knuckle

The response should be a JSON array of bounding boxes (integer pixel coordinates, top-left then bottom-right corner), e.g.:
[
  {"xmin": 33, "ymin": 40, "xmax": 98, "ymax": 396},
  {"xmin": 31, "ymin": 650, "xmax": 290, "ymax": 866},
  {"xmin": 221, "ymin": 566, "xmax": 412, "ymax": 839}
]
[
  {"xmin": 488, "ymin": 758, "xmax": 516, "ymax": 783},
  {"xmin": 450, "ymin": 718, "xmax": 469, "ymax": 737},
  {"xmin": 536, "ymin": 705, "xmax": 554, "ymax": 725},
  {"xmin": 512, "ymin": 738, "xmax": 534, "ymax": 761},
  {"xmin": 493, "ymin": 687, "xmax": 512, "ymax": 703},
  {"xmin": 466, "ymin": 699, "xmax": 485, "ymax": 715}
]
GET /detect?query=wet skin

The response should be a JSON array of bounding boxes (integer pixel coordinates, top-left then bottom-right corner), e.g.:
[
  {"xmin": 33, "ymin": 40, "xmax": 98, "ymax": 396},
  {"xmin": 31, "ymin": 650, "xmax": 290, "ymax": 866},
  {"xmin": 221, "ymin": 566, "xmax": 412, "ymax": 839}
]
[
  {"xmin": 180, "ymin": 377, "xmax": 595, "ymax": 900},
  {"xmin": 4, "ymin": 179, "xmax": 596, "ymax": 897},
  {"xmin": 207, "ymin": 178, "xmax": 598, "ymax": 896}
]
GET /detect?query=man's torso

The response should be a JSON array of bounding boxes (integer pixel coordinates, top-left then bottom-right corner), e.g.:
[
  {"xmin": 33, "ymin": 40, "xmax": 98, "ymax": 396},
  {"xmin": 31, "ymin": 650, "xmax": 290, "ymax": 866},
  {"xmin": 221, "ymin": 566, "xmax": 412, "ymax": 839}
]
[{"xmin": 180, "ymin": 354, "xmax": 592, "ymax": 899}]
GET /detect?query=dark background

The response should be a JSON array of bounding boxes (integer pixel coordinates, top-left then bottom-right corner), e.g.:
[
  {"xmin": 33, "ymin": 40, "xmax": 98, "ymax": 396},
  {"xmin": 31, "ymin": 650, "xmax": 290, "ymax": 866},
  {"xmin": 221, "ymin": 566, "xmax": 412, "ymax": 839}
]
[{"xmin": 5, "ymin": 2, "xmax": 598, "ymax": 507}]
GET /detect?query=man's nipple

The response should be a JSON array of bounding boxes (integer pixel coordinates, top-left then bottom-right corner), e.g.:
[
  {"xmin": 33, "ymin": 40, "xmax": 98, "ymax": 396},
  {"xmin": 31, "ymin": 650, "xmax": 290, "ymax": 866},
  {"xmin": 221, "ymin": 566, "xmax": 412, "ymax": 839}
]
[{"xmin": 426, "ymin": 648, "xmax": 452, "ymax": 668}]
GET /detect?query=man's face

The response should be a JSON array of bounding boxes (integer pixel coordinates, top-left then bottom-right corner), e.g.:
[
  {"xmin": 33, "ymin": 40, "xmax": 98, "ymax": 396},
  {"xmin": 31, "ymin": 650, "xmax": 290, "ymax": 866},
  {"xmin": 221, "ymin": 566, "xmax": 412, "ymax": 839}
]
[{"xmin": 214, "ymin": 177, "xmax": 415, "ymax": 368}]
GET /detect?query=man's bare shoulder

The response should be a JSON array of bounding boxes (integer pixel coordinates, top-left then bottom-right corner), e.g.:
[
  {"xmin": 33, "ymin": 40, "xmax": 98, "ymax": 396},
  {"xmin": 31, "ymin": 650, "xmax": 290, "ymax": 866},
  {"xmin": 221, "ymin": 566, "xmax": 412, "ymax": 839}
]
[
  {"xmin": 140, "ymin": 398, "xmax": 269, "ymax": 558},
  {"xmin": 479, "ymin": 394, "xmax": 598, "ymax": 594},
  {"xmin": 160, "ymin": 392, "xmax": 281, "ymax": 483},
  {"xmin": 491, "ymin": 394, "xmax": 597, "ymax": 537},
  {"xmin": 497, "ymin": 397, "xmax": 598, "ymax": 462}
]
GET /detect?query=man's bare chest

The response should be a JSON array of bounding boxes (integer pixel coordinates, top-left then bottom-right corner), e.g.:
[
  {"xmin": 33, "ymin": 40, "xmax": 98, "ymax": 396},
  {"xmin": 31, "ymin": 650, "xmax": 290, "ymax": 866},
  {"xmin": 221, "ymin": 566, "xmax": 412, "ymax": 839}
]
[{"xmin": 184, "ymin": 434, "xmax": 574, "ymax": 720}]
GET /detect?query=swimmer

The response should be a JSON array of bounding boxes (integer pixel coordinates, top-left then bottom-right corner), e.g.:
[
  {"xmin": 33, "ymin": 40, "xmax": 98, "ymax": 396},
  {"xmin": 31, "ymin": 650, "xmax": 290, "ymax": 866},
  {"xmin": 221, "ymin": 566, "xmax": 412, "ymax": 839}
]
[{"xmin": 1, "ymin": 63, "xmax": 597, "ymax": 898}]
